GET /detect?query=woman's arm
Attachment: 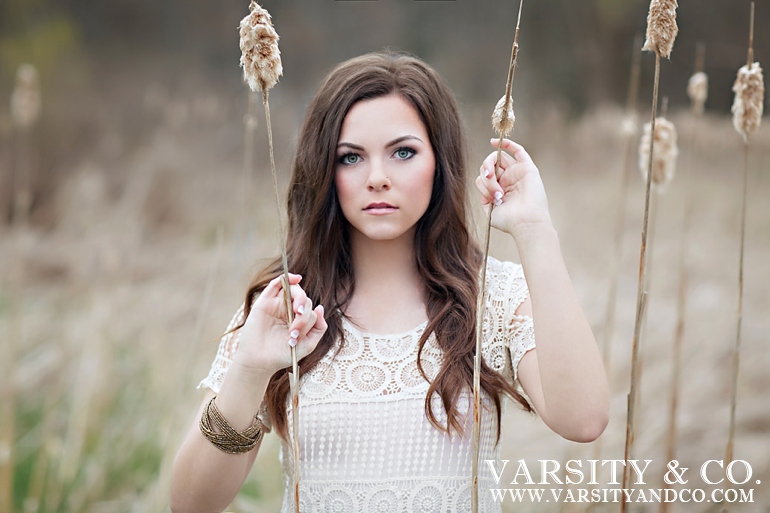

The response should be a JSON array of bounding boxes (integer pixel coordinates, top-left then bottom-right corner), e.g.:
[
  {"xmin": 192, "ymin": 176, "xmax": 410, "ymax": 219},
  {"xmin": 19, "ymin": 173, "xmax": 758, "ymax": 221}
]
[
  {"xmin": 170, "ymin": 274, "xmax": 328, "ymax": 512},
  {"xmin": 170, "ymin": 365, "xmax": 271, "ymax": 513},
  {"xmin": 512, "ymin": 227, "xmax": 609, "ymax": 443},
  {"xmin": 476, "ymin": 138, "xmax": 609, "ymax": 443}
]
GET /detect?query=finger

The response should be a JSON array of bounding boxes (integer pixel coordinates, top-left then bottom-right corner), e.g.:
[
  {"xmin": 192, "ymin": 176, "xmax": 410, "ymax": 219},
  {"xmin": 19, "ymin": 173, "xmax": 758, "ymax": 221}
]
[
  {"xmin": 288, "ymin": 284, "xmax": 308, "ymax": 315},
  {"xmin": 297, "ymin": 298, "xmax": 316, "ymax": 339},
  {"xmin": 490, "ymin": 138, "xmax": 533, "ymax": 164},
  {"xmin": 481, "ymin": 151, "xmax": 514, "ymax": 180},
  {"xmin": 288, "ymin": 297, "xmax": 315, "ymax": 346},
  {"xmin": 264, "ymin": 273, "xmax": 302, "ymax": 299},
  {"xmin": 309, "ymin": 304, "xmax": 327, "ymax": 335},
  {"xmin": 475, "ymin": 176, "xmax": 493, "ymax": 205},
  {"xmin": 299, "ymin": 305, "xmax": 327, "ymax": 356},
  {"xmin": 476, "ymin": 170, "xmax": 504, "ymax": 207}
]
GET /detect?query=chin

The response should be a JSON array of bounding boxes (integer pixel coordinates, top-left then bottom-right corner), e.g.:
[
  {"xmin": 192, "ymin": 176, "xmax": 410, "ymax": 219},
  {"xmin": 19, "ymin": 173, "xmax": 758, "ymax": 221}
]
[{"xmin": 351, "ymin": 224, "xmax": 415, "ymax": 243}]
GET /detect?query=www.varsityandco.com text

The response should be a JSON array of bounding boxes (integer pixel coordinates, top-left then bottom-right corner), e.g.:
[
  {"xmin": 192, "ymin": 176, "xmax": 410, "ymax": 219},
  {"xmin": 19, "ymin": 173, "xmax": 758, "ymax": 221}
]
[{"xmin": 485, "ymin": 459, "xmax": 758, "ymax": 504}]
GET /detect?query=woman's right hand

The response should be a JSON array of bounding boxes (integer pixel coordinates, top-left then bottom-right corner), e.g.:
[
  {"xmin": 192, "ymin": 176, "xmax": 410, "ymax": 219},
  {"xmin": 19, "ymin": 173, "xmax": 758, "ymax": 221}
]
[{"xmin": 233, "ymin": 273, "xmax": 327, "ymax": 376}]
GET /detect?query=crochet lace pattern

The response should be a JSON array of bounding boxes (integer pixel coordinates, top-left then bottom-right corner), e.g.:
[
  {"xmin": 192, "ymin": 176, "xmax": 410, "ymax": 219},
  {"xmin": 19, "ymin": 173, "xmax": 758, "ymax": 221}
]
[{"xmin": 198, "ymin": 256, "xmax": 536, "ymax": 513}]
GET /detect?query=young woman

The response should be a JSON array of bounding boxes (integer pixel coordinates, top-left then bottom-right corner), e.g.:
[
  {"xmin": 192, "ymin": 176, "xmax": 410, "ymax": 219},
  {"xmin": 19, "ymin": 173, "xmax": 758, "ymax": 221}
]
[{"xmin": 170, "ymin": 50, "xmax": 609, "ymax": 513}]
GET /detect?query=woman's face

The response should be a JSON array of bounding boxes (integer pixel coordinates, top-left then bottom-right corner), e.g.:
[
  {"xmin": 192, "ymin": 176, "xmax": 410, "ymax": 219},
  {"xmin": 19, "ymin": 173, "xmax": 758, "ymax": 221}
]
[{"xmin": 334, "ymin": 94, "xmax": 436, "ymax": 244}]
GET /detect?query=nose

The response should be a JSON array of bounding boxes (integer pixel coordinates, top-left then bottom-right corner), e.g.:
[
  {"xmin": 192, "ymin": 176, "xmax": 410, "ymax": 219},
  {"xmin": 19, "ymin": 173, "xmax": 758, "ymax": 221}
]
[{"xmin": 366, "ymin": 160, "xmax": 391, "ymax": 191}]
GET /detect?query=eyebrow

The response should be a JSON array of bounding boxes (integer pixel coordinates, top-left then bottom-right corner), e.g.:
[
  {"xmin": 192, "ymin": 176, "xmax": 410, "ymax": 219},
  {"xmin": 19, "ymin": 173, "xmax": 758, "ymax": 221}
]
[{"xmin": 336, "ymin": 135, "xmax": 424, "ymax": 151}]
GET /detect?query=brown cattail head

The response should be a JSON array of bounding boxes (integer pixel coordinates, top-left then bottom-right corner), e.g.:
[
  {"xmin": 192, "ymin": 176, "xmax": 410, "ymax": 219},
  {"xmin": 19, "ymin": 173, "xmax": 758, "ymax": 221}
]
[
  {"xmin": 687, "ymin": 71, "xmax": 708, "ymax": 116},
  {"xmin": 642, "ymin": 0, "xmax": 678, "ymax": 59},
  {"xmin": 731, "ymin": 62, "xmax": 764, "ymax": 140},
  {"xmin": 491, "ymin": 95, "xmax": 515, "ymax": 136},
  {"xmin": 10, "ymin": 63, "xmax": 41, "ymax": 130},
  {"xmin": 639, "ymin": 117, "xmax": 678, "ymax": 191},
  {"xmin": 239, "ymin": 1, "xmax": 282, "ymax": 93}
]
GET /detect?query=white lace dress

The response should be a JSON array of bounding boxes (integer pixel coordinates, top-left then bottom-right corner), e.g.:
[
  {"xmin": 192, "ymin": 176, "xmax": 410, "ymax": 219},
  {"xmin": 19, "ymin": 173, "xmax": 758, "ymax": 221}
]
[{"xmin": 198, "ymin": 257, "xmax": 536, "ymax": 513}]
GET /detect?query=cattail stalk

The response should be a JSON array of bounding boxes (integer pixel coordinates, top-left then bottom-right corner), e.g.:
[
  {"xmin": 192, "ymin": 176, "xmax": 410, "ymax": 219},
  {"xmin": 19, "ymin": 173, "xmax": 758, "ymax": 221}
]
[
  {"xmin": 724, "ymin": 4, "xmax": 762, "ymax": 510},
  {"xmin": 622, "ymin": 1, "xmax": 678, "ymax": 509},
  {"xmin": 239, "ymin": 4, "xmax": 300, "ymax": 511},
  {"xmin": 660, "ymin": 42, "xmax": 706, "ymax": 513},
  {"xmin": 634, "ymin": 101, "xmax": 678, "ymax": 477},
  {"xmin": 471, "ymin": 1, "xmax": 523, "ymax": 511}
]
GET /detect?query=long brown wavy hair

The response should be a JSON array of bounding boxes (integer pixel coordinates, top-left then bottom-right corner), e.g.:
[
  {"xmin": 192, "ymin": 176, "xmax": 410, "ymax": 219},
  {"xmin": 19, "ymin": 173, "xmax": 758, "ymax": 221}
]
[{"xmin": 231, "ymin": 49, "xmax": 532, "ymax": 445}]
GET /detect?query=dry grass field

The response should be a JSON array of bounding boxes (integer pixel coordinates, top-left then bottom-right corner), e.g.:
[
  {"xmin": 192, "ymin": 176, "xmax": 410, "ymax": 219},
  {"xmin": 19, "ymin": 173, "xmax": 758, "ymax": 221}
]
[{"xmin": 1, "ymin": 93, "xmax": 768, "ymax": 512}]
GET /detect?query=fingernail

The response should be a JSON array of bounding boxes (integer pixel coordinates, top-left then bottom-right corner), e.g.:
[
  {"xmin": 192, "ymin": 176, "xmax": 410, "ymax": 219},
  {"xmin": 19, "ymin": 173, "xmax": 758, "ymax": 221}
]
[
  {"xmin": 290, "ymin": 329, "xmax": 300, "ymax": 338},
  {"xmin": 298, "ymin": 305, "xmax": 305, "ymax": 315},
  {"xmin": 288, "ymin": 338, "xmax": 297, "ymax": 347},
  {"xmin": 494, "ymin": 191, "xmax": 503, "ymax": 201},
  {"xmin": 494, "ymin": 198, "xmax": 502, "ymax": 206},
  {"xmin": 484, "ymin": 168, "xmax": 492, "ymax": 179}
]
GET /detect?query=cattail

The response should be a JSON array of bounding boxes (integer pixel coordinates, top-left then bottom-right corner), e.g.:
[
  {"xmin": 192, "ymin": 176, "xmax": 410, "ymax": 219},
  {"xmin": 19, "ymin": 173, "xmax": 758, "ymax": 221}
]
[
  {"xmin": 731, "ymin": 62, "xmax": 764, "ymax": 140},
  {"xmin": 472, "ymin": 2, "xmax": 524, "ymax": 512},
  {"xmin": 491, "ymin": 95, "xmax": 515, "ymax": 136},
  {"xmin": 638, "ymin": 118, "xmax": 678, "ymax": 190},
  {"xmin": 10, "ymin": 63, "xmax": 41, "ymax": 130},
  {"xmin": 724, "ymin": 7, "xmax": 762, "ymax": 512},
  {"xmin": 239, "ymin": 1, "xmax": 283, "ymax": 93},
  {"xmin": 239, "ymin": 4, "xmax": 299, "ymax": 512},
  {"xmin": 623, "ymin": 1, "xmax": 678, "ymax": 510},
  {"xmin": 687, "ymin": 71, "xmax": 708, "ymax": 116},
  {"xmin": 642, "ymin": 0, "xmax": 678, "ymax": 59}
]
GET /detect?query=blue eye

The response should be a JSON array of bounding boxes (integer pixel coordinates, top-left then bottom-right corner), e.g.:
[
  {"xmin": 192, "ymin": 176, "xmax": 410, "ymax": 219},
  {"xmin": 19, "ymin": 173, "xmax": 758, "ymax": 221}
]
[
  {"xmin": 394, "ymin": 147, "xmax": 415, "ymax": 159},
  {"xmin": 338, "ymin": 153, "xmax": 360, "ymax": 165}
]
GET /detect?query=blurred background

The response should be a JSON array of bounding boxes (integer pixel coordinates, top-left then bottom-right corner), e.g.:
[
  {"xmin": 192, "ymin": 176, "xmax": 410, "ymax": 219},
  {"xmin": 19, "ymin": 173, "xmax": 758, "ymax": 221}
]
[{"xmin": 0, "ymin": 0, "xmax": 768, "ymax": 511}]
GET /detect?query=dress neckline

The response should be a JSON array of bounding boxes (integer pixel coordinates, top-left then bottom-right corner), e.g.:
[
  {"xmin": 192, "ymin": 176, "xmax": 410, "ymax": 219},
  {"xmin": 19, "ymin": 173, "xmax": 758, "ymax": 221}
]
[{"xmin": 340, "ymin": 315, "xmax": 429, "ymax": 338}]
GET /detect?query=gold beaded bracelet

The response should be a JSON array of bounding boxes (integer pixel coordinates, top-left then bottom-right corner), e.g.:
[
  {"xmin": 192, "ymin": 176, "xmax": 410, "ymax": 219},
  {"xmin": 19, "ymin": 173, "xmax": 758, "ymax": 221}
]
[{"xmin": 199, "ymin": 396, "xmax": 264, "ymax": 454}]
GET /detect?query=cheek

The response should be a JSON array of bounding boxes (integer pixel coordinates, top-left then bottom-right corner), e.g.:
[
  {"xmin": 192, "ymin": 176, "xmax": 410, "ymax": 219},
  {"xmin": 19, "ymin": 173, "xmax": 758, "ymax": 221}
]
[
  {"xmin": 414, "ymin": 159, "xmax": 436, "ymax": 206},
  {"xmin": 334, "ymin": 172, "xmax": 354, "ymax": 212}
]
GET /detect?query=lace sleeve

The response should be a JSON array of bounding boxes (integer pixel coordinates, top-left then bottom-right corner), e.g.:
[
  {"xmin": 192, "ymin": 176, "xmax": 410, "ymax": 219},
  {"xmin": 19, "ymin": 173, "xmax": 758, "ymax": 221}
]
[
  {"xmin": 197, "ymin": 302, "xmax": 273, "ymax": 433},
  {"xmin": 483, "ymin": 257, "xmax": 537, "ymax": 385}
]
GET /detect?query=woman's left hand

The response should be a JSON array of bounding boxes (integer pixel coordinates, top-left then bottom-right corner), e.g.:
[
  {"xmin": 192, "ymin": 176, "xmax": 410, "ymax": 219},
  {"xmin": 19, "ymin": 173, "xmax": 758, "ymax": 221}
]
[{"xmin": 475, "ymin": 138, "xmax": 553, "ymax": 239}]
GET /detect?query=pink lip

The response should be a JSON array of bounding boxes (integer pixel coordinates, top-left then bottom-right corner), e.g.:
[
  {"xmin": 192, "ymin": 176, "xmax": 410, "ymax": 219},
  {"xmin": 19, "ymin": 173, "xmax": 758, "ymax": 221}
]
[{"xmin": 364, "ymin": 202, "xmax": 398, "ymax": 214}]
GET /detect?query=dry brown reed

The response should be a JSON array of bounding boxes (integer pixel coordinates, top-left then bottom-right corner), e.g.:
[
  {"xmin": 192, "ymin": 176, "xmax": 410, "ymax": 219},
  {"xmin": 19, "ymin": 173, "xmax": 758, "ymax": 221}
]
[
  {"xmin": 491, "ymin": 94, "xmax": 515, "ymax": 137},
  {"xmin": 638, "ymin": 117, "xmax": 678, "ymax": 192},
  {"xmin": 725, "ymin": 4, "xmax": 763, "ymax": 510},
  {"xmin": 642, "ymin": 0, "xmax": 678, "ymax": 59},
  {"xmin": 731, "ymin": 62, "xmax": 764, "ymax": 141},
  {"xmin": 239, "ymin": 3, "xmax": 300, "ymax": 512},
  {"xmin": 239, "ymin": 2, "xmax": 282, "ymax": 94},
  {"xmin": 622, "ymin": 0, "xmax": 678, "ymax": 509},
  {"xmin": 472, "ymin": 2, "xmax": 523, "ymax": 511}
]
